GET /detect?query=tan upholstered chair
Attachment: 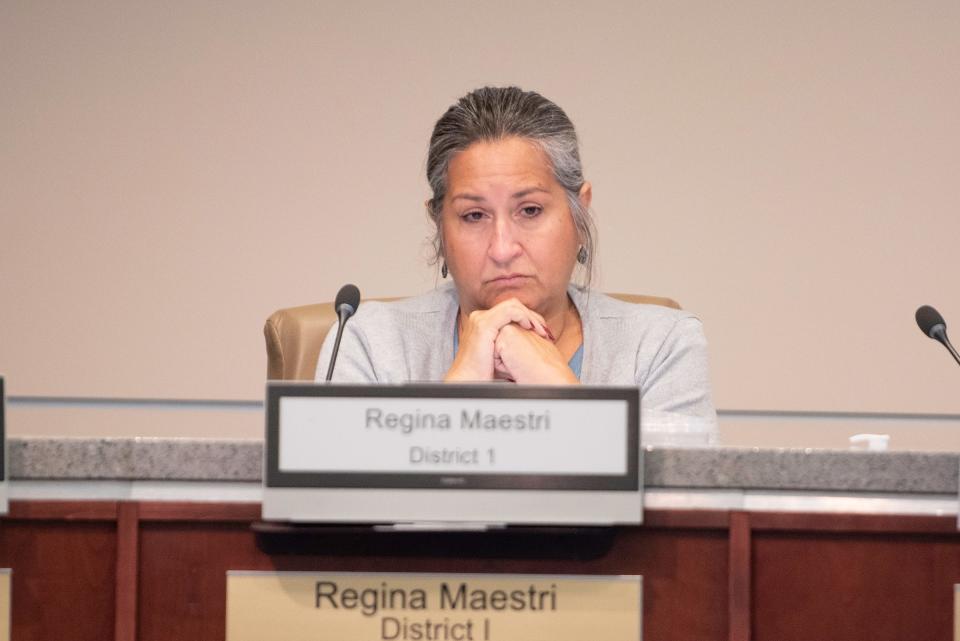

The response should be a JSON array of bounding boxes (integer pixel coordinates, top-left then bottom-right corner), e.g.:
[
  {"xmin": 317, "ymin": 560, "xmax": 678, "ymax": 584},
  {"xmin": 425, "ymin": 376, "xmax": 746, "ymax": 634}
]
[{"xmin": 264, "ymin": 294, "xmax": 680, "ymax": 380}]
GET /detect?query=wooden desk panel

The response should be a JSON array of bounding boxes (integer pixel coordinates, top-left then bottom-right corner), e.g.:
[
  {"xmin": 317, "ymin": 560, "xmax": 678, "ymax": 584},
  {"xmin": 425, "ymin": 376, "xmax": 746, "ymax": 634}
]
[
  {"xmin": 136, "ymin": 522, "xmax": 728, "ymax": 641},
  {"xmin": 753, "ymin": 531, "xmax": 960, "ymax": 641},
  {"xmin": 1, "ymin": 501, "xmax": 958, "ymax": 641},
  {"xmin": 0, "ymin": 519, "xmax": 116, "ymax": 641}
]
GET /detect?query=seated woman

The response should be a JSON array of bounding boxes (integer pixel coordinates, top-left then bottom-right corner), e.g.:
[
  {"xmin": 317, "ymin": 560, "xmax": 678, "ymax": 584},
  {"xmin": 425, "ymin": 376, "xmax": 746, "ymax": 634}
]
[{"xmin": 317, "ymin": 86, "xmax": 715, "ymax": 427}]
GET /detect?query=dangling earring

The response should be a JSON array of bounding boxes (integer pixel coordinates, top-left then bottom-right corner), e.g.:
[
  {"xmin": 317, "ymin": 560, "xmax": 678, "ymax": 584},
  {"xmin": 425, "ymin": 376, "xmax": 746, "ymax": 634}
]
[
  {"xmin": 577, "ymin": 246, "xmax": 588, "ymax": 265},
  {"xmin": 441, "ymin": 262, "xmax": 449, "ymax": 278}
]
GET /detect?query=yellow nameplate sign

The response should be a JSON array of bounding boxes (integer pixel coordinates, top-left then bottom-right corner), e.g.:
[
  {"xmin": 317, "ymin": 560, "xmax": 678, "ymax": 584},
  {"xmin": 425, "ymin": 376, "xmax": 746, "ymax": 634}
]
[
  {"xmin": 0, "ymin": 569, "xmax": 9, "ymax": 641},
  {"xmin": 954, "ymin": 584, "xmax": 959, "ymax": 641},
  {"xmin": 226, "ymin": 572, "xmax": 642, "ymax": 641}
]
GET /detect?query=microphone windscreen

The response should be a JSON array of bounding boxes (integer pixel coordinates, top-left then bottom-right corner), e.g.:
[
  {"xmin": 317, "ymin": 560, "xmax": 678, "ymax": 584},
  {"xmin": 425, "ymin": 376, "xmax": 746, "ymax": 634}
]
[
  {"xmin": 335, "ymin": 283, "xmax": 361, "ymax": 315},
  {"xmin": 916, "ymin": 305, "xmax": 946, "ymax": 337}
]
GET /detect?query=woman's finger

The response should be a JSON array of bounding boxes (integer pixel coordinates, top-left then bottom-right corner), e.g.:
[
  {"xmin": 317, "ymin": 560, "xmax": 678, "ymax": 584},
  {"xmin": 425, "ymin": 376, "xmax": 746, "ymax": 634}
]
[{"xmin": 470, "ymin": 298, "xmax": 551, "ymax": 340}]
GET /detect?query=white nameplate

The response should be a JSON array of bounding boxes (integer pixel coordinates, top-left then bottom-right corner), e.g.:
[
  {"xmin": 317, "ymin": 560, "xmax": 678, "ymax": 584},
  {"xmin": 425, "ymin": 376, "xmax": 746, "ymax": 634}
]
[
  {"xmin": 263, "ymin": 384, "xmax": 642, "ymax": 525},
  {"xmin": 279, "ymin": 396, "xmax": 627, "ymax": 476}
]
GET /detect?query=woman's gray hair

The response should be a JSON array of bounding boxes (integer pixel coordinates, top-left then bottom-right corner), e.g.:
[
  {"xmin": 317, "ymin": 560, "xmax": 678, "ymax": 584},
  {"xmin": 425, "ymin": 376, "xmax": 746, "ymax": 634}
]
[{"xmin": 426, "ymin": 86, "xmax": 596, "ymax": 286}]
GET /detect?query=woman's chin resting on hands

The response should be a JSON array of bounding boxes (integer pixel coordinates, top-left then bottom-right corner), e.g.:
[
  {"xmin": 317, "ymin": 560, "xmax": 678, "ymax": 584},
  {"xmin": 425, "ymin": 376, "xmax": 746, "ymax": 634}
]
[{"xmin": 444, "ymin": 297, "xmax": 578, "ymax": 384}]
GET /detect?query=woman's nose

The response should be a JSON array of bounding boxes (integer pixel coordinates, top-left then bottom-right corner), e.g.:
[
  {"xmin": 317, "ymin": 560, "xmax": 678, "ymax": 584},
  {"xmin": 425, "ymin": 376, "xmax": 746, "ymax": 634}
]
[{"xmin": 488, "ymin": 216, "xmax": 522, "ymax": 264}]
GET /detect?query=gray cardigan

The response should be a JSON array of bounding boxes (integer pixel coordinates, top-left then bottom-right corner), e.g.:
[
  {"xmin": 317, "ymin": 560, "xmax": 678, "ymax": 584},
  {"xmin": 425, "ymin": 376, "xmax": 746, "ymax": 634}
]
[{"xmin": 317, "ymin": 283, "xmax": 715, "ymax": 420}]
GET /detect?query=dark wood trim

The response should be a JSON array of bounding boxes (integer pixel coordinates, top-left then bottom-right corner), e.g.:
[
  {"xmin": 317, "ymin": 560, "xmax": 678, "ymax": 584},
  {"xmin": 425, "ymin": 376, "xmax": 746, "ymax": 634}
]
[
  {"xmin": 728, "ymin": 511, "xmax": 752, "ymax": 641},
  {"xmin": 5, "ymin": 500, "xmax": 118, "ymax": 521},
  {"xmin": 643, "ymin": 508, "xmax": 730, "ymax": 529},
  {"xmin": 114, "ymin": 501, "xmax": 139, "ymax": 641},
  {"xmin": 4, "ymin": 500, "xmax": 957, "ymax": 535},
  {"xmin": 137, "ymin": 501, "xmax": 262, "ymax": 522},
  {"xmin": 748, "ymin": 511, "xmax": 959, "ymax": 534}
]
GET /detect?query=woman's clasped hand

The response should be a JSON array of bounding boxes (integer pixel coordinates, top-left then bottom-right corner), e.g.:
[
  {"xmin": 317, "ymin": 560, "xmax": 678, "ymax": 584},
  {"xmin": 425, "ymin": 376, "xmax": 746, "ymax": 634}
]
[{"xmin": 445, "ymin": 298, "xmax": 579, "ymax": 385}]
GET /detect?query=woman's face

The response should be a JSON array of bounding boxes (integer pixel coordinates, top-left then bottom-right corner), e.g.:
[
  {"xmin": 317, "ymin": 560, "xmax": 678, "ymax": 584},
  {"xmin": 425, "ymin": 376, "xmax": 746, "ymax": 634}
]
[{"xmin": 440, "ymin": 136, "xmax": 591, "ymax": 317}]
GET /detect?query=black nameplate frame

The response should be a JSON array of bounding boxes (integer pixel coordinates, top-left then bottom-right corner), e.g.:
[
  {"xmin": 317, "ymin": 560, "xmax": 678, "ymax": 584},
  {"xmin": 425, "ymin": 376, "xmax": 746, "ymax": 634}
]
[{"xmin": 265, "ymin": 383, "xmax": 640, "ymax": 493}]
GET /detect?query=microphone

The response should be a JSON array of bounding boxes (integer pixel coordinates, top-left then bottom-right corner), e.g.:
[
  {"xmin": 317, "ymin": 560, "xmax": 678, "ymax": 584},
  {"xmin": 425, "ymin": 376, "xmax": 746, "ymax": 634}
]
[
  {"xmin": 915, "ymin": 305, "xmax": 960, "ymax": 367},
  {"xmin": 325, "ymin": 284, "xmax": 361, "ymax": 381}
]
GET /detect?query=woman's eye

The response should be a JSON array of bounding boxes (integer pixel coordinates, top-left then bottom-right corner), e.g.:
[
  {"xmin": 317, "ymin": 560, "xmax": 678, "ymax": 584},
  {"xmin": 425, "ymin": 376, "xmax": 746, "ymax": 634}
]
[
  {"xmin": 520, "ymin": 205, "xmax": 543, "ymax": 218},
  {"xmin": 462, "ymin": 211, "xmax": 485, "ymax": 222}
]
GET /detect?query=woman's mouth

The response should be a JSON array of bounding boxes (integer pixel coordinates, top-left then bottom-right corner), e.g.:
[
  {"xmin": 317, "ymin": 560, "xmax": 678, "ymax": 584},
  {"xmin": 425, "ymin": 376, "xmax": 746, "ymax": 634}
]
[{"xmin": 488, "ymin": 274, "xmax": 529, "ymax": 286}]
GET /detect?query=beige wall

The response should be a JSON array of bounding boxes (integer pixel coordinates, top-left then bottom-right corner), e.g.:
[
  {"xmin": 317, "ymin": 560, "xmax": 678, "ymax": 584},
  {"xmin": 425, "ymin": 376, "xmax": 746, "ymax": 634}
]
[{"xmin": 2, "ymin": 1, "xmax": 958, "ymax": 446}]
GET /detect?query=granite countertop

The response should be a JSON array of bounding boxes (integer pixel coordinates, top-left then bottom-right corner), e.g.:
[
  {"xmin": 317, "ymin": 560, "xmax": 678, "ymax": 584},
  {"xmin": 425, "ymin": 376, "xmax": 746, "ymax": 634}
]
[{"xmin": 6, "ymin": 437, "xmax": 958, "ymax": 494}]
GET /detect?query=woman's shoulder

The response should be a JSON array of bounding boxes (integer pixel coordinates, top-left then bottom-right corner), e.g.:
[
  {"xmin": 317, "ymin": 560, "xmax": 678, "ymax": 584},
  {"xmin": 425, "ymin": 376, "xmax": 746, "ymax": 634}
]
[
  {"xmin": 358, "ymin": 282, "xmax": 458, "ymax": 315},
  {"xmin": 319, "ymin": 284, "xmax": 458, "ymax": 382},
  {"xmin": 349, "ymin": 283, "xmax": 459, "ymax": 333},
  {"xmin": 571, "ymin": 287, "xmax": 696, "ymax": 326}
]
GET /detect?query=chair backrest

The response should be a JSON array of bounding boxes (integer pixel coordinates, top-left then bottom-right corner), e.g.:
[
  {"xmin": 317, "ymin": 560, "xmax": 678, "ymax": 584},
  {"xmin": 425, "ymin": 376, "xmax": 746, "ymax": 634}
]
[{"xmin": 264, "ymin": 293, "xmax": 681, "ymax": 380}]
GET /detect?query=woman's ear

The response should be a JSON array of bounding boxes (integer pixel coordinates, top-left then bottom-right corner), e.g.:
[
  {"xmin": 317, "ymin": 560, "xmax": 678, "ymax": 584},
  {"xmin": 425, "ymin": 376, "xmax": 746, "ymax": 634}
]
[{"xmin": 578, "ymin": 182, "xmax": 593, "ymax": 210}]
